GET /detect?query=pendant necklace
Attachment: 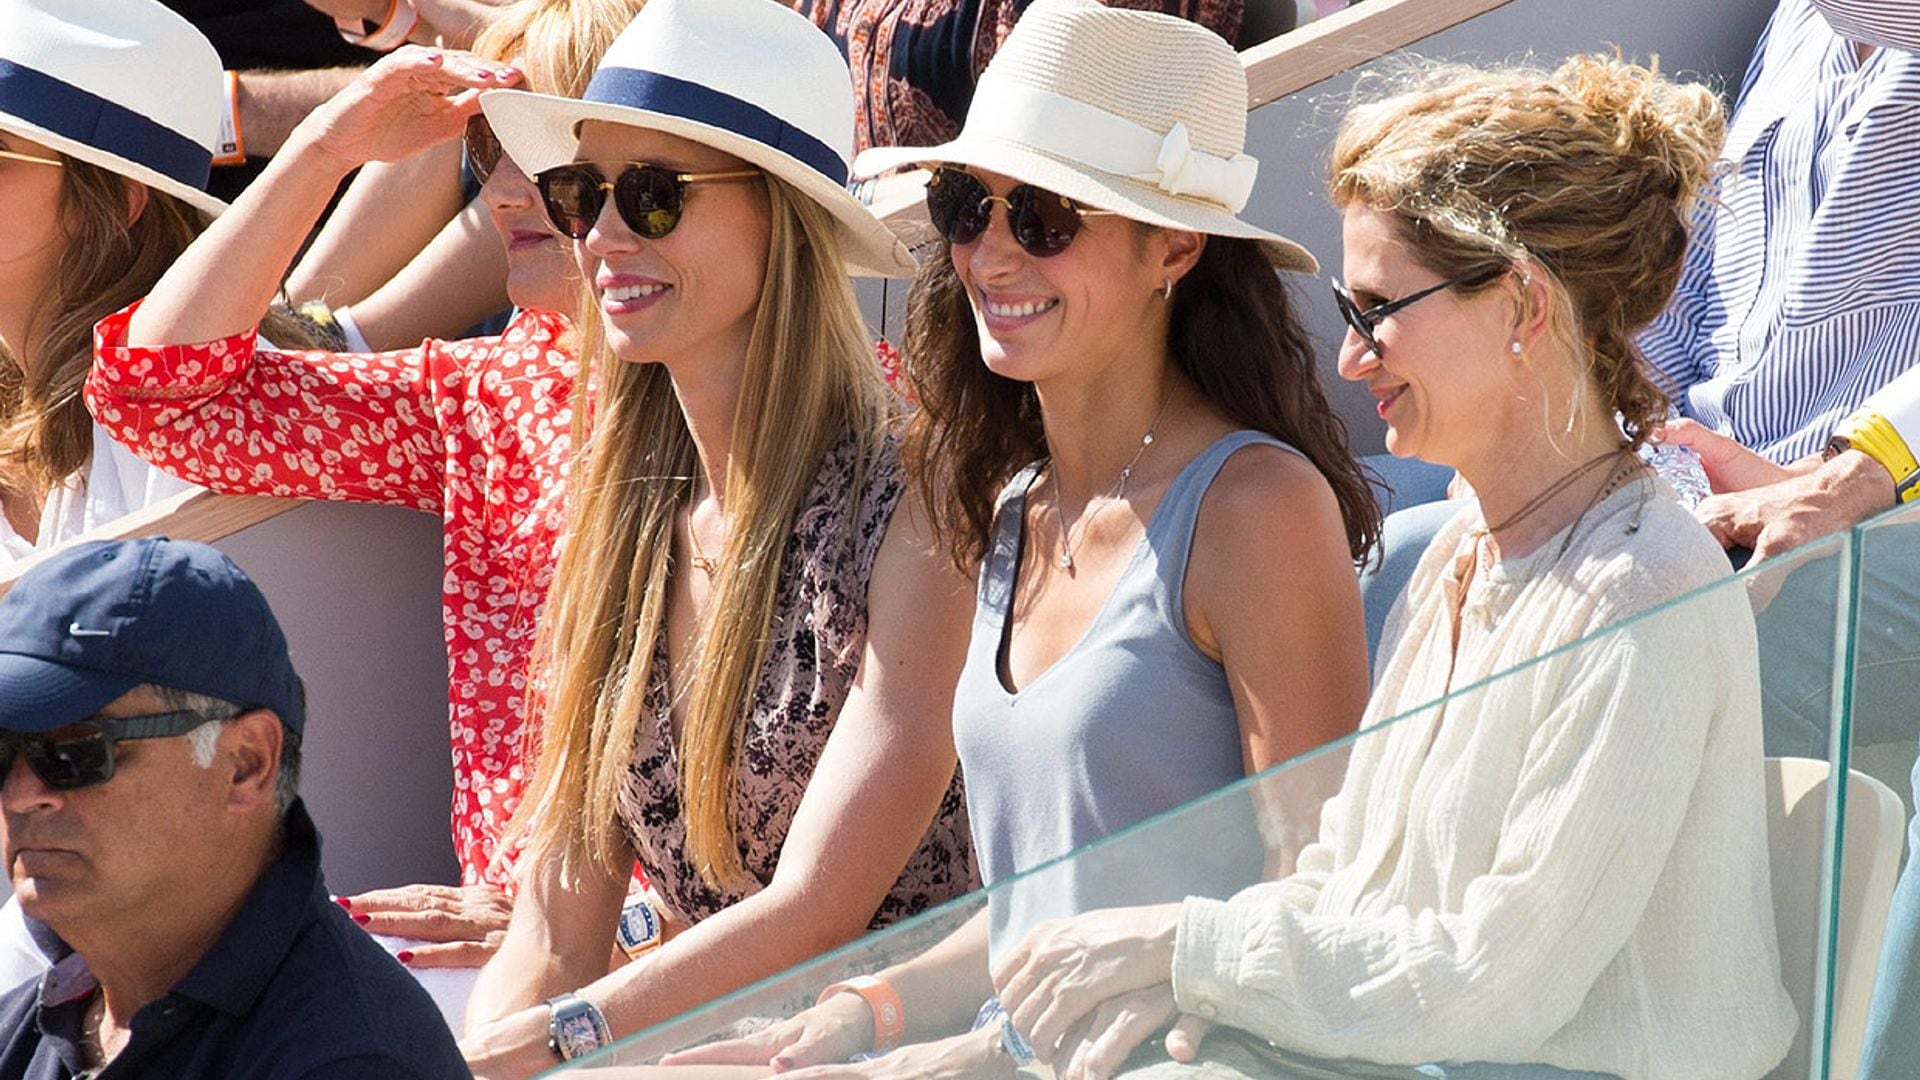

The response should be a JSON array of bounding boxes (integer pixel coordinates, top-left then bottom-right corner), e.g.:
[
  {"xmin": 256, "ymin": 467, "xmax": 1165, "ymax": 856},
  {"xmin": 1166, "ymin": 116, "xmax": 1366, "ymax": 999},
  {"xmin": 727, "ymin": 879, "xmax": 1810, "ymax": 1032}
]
[{"xmin": 1051, "ymin": 387, "xmax": 1175, "ymax": 573}]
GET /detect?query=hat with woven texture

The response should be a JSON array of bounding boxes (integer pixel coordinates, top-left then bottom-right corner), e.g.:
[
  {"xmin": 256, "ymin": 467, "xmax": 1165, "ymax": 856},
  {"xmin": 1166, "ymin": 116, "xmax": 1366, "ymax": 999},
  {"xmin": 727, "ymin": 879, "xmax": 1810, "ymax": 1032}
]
[{"xmin": 852, "ymin": 0, "xmax": 1315, "ymax": 271}]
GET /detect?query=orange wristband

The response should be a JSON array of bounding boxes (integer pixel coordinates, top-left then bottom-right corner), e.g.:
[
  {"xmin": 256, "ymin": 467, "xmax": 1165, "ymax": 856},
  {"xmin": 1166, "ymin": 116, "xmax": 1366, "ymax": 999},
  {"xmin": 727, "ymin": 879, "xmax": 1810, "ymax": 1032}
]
[
  {"xmin": 212, "ymin": 70, "xmax": 244, "ymax": 166},
  {"xmin": 816, "ymin": 975, "xmax": 904, "ymax": 1051}
]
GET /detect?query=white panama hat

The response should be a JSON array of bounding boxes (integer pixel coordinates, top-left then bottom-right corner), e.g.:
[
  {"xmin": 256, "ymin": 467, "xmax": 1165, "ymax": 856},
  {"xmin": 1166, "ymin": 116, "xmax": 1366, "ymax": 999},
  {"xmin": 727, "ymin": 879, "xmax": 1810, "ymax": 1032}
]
[
  {"xmin": 853, "ymin": 0, "xmax": 1317, "ymax": 273},
  {"xmin": 480, "ymin": 0, "xmax": 915, "ymax": 279},
  {"xmin": 0, "ymin": 0, "xmax": 227, "ymax": 220}
]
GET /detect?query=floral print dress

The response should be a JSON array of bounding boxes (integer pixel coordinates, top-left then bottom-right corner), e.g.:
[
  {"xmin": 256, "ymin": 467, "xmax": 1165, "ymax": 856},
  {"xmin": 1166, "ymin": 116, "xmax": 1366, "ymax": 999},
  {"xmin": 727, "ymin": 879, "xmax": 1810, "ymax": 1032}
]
[{"xmin": 617, "ymin": 432, "xmax": 978, "ymax": 928}]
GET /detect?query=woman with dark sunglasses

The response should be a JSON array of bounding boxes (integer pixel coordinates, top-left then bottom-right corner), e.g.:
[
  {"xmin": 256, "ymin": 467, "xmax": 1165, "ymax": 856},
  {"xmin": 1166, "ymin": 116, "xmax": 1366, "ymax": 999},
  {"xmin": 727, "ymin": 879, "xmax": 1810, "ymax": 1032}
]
[
  {"xmin": 88, "ymin": 0, "xmax": 646, "ymax": 1016},
  {"xmin": 447, "ymin": 0, "xmax": 978, "ymax": 1073},
  {"xmin": 668, "ymin": 3, "xmax": 1376, "ymax": 1076}
]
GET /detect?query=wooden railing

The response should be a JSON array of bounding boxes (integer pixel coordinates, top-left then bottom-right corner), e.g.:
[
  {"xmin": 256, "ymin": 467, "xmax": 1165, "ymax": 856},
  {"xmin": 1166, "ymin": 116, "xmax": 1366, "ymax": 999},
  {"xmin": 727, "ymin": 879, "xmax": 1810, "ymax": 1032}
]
[{"xmin": 0, "ymin": 489, "xmax": 298, "ymax": 599}]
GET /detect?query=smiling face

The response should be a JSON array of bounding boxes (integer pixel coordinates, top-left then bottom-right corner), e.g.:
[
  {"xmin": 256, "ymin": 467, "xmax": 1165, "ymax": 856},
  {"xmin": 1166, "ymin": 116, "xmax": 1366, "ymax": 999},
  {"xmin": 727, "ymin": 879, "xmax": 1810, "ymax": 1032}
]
[
  {"xmin": 0, "ymin": 687, "xmax": 229, "ymax": 933},
  {"xmin": 948, "ymin": 168, "xmax": 1195, "ymax": 385},
  {"xmin": 485, "ymin": 149, "xmax": 579, "ymax": 317},
  {"xmin": 572, "ymin": 121, "xmax": 770, "ymax": 367},
  {"xmin": 1334, "ymin": 204, "xmax": 1520, "ymax": 469}
]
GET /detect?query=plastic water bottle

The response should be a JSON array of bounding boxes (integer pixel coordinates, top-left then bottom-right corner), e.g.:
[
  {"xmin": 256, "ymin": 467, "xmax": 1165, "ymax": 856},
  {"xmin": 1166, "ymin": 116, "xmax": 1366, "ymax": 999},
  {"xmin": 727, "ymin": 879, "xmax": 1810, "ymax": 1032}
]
[{"xmin": 1642, "ymin": 441, "xmax": 1712, "ymax": 508}]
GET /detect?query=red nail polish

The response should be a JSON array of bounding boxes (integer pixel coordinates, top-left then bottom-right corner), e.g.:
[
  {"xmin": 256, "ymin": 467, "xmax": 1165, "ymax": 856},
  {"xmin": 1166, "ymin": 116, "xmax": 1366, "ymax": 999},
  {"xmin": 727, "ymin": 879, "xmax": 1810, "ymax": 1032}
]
[
  {"xmin": 396, "ymin": 950, "xmax": 414, "ymax": 965},
  {"xmin": 334, "ymin": 896, "xmax": 352, "ymax": 909},
  {"xmin": 352, "ymin": 912, "xmax": 371, "ymax": 926}
]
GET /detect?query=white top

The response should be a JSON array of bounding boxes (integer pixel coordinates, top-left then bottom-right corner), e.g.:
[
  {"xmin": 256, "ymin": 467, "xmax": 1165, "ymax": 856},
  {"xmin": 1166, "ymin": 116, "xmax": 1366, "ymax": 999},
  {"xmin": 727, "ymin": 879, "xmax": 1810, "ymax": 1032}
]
[
  {"xmin": 1172, "ymin": 478, "xmax": 1797, "ymax": 1080},
  {"xmin": 0, "ymin": 423, "xmax": 199, "ymax": 564}
]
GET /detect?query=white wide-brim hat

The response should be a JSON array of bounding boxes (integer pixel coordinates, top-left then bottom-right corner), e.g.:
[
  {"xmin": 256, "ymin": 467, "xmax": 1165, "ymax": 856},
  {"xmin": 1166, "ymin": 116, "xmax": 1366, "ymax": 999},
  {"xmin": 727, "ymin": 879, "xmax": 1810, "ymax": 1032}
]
[
  {"xmin": 0, "ymin": 0, "xmax": 227, "ymax": 220},
  {"xmin": 854, "ymin": 0, "xmax": 1316, "ymax": 273},
  {"xmin": 481, "ymin": 0, "xmax": 915, "ymax": 279}
]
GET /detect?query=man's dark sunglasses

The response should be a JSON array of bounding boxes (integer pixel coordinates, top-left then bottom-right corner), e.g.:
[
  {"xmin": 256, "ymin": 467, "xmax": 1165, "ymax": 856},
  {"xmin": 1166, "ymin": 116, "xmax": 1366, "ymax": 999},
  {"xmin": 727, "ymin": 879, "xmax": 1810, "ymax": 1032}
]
[
  {"xmin": 464, "ymin": 113, "xmax": 504, "ymax": 186},
  {"xmin": 924, "ymin": 167, "xmax": 1116, "ymax": 258},
  {"xmin": 1331, "ymin": 265, "xmax": 1507, "ymax": 356},
  {"xmin": 0, "ymin": 710, "xmax": 213, "ymax": 791},
  {"xmin": 534, "ymin": 161, "xmax": 759, "ymax": 241}
]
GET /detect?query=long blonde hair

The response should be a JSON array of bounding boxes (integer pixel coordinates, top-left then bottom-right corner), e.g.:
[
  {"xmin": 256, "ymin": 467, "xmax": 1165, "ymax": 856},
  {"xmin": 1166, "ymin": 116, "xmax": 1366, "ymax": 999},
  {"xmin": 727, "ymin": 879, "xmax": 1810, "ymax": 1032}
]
[
  {"xmin": 516, "ymin": 177, "xmax": 893, "ymax": 885},
  {"xmin": 471, "ymin": 0, "xmax": 644, "ymax": 96}
]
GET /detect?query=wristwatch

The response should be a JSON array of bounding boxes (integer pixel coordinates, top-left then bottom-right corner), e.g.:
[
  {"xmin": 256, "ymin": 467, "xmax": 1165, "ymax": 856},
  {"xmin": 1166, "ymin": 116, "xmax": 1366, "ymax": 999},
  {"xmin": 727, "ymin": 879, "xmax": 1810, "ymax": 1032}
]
[
  {"xmin": 546, "ymin": 991, "xmax": 612, "ymax": 1061},
  {"xmin": 614, "ymin": 894, "xmax": 663, "ymax": 959}
]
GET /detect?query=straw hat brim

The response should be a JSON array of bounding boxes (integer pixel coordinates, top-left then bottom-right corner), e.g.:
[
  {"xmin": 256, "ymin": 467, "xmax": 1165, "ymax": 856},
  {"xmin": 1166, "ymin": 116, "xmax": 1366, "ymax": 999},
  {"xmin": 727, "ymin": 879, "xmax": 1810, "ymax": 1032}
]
[
  {"xmin": 0, "ymin": 113, "xmax": 226, "ymax": 220},
  {"xmin": 856, "ymin": 136, "xmax": 1317, "ymax": 274},
  {"xmin": 482, "ymin": 89, "xmax": 916, "ymax": 279}
]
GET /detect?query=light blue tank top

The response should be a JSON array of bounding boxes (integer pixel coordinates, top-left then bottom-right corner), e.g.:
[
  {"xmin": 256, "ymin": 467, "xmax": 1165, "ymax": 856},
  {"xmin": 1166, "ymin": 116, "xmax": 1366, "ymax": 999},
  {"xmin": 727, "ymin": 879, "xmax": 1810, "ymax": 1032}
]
[{"xmin": 953, "ymin": 430, "xmax": 1296, "ymax": 962}]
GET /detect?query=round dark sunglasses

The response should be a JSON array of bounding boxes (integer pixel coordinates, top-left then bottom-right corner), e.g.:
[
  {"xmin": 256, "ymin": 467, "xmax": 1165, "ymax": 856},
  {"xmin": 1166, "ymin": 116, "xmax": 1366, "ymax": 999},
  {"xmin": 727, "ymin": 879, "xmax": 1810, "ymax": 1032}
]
[
  {"xmin": 1330, "ymin": 266, "xmax": 1506, "ymax": 356},
  {"xmin": 924, "ymin": 167, "xmax": 1115, "ymax": 257},
  {"xmin": 534, "ymin": 161, "xmax": 759, "ymax": 241},
  {"xmin": 464, "ymin": 113, "xmax": 504, "ymax": 186},
  {"xmin": 0, "ymin": 710, "xmax": 213, "ymax": 791}
]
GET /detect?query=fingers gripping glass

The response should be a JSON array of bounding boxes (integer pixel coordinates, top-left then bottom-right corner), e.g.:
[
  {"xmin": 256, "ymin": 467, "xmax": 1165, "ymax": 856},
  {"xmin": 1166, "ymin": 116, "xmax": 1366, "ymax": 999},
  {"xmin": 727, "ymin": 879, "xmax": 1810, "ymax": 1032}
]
[
  {"xmin": 535, "ymin": 162, "xmax": 759, "ymax": 240},
  {"xmin": 924, "ymin": 167, "xmax": 1116, "ymax": 257},
  {"xmin": 0, "ymin": 711, "xmax": 212, "ymax": 791},
  {"xmin": 1331, "ymin": 266, "xmax": 1504, "ymax": 356}
]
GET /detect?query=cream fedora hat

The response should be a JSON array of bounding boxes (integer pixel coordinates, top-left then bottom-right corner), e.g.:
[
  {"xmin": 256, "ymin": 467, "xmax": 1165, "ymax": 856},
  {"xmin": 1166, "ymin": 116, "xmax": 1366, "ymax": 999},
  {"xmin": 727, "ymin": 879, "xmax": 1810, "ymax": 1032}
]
[
  {"xmin": 0, "ymin": 0, "xmax": 227, "ymax": 219},
  {"xmin": 481, "ymin": 0, "xmax": 915, "ymax": 279},
  {"xmin": 854, "ymin": 0, "xmax": 1316, "ymax": 272}
]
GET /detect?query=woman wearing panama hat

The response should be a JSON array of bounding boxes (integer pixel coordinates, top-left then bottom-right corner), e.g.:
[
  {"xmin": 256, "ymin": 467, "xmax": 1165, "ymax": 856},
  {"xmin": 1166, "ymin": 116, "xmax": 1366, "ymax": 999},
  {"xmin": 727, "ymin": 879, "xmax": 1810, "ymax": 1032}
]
[
  {"xmin": 0, "ymin": 0, "xmax": 318, "ymax": 563},
  {"xmin": 669, "ymin": 2, "xmax": 1377, "ymax": 1077},
  {"xmin": 452, "ymin": 0, "xmax": 978, "ymax": 1073}
]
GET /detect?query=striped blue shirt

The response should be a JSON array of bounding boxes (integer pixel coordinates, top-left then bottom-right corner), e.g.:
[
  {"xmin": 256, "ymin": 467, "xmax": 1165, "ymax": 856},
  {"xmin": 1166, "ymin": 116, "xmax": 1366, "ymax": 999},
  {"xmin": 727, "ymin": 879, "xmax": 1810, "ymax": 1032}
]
[{"xmin": 1638, "ymin": 0, "xmax": 1920, "ymax": 464}]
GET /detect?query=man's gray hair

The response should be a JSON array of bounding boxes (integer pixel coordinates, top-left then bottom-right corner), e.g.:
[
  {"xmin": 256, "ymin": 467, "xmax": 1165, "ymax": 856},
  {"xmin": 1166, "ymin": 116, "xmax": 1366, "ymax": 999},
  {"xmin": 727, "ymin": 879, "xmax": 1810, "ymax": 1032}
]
[{"xmin": 152, "ymin": 685, "xmax": 302, "ymax": 814}]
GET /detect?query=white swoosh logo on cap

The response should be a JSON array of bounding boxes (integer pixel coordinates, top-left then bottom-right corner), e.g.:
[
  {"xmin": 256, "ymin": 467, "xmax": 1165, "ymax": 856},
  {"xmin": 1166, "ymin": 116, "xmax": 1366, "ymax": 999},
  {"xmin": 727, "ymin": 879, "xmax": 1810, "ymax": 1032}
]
[{"xmin": 68, "ymin": 623, "xmax": 111, "ymax": 638}]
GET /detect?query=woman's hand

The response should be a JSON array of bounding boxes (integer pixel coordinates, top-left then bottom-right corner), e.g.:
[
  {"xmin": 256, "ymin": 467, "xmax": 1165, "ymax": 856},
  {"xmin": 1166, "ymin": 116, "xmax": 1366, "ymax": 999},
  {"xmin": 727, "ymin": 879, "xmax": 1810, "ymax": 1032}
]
[
  {"xmin": 460, "ymin": 1003, "xmax": 563, "ymax": 1080},
  {"xmin": 659, "ymin": 992, "xmax": 874, "ymax": 1071},
  {"xmin": 1652, "ymin": 418, "xmax": 1793, "ymax": 494},
  {"xmin": 776, "ymin": 1027, "xmax": 1014, "ymax": 1080},
  {"xmin": 990, "ymin": 904, "xmax": 1182, "ymax": 1060},
  {"xmin": 340, "ymin": 882, "xmax": 511, "ymax": 967},
  {"xmin": 297, "ymin": 46, "xmax": 521, "ymax": 175}
]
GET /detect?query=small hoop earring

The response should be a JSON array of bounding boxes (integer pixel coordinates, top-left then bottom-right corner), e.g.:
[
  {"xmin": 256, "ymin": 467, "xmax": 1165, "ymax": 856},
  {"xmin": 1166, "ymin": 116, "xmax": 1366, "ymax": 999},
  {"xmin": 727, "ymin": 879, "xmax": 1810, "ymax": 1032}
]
[{"xmin": 1157, "ymin": 277, "xmax": 1173, "ymax": 300}]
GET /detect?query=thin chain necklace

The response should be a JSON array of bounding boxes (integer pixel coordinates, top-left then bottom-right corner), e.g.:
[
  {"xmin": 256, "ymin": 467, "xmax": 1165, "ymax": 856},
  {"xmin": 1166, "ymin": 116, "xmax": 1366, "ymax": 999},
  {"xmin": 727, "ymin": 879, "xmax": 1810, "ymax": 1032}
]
[
  {"xmin": 1050, "ymin": 388, "xmax": 1175, "ymax": 573},
  {"xmin": 1480, "ymin": 446, "xmax": 1629, "ymax": 537},
  {"xmin": 684, "ymin": 479, "xmax": 722, "ymax": 577}
]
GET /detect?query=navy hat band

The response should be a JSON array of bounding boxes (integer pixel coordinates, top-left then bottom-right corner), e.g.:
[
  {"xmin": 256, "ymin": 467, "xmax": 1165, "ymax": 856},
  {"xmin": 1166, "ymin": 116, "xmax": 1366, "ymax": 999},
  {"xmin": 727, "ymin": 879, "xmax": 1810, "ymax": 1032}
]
[
  {"xmin": 0, "ymin": 58, "xmax": 211, "ymax": 191},
  {"xmin": 583, "ymin": 67, "xmax": 848, "ymax": 187}
]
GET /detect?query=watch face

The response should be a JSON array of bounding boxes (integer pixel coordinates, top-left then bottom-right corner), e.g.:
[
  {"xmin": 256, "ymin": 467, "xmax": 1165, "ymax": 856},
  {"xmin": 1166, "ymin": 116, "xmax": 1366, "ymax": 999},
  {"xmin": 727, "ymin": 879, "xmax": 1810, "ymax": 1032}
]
[
  {"xmin": 554, "ymin": 1010, "xmax": 602, "ymax": 1060},
  {"xmin": 616, "ymin": 899, "xmax": 662, "ymax": 956}
]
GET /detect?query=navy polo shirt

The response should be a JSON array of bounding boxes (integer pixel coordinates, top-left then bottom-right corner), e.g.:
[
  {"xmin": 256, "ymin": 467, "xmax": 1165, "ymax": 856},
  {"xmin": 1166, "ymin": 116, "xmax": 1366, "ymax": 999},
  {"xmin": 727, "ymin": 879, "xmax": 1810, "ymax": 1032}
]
[{"xmin": 0, "ymin": 800, "xmax": 471, "ymax": 1079}]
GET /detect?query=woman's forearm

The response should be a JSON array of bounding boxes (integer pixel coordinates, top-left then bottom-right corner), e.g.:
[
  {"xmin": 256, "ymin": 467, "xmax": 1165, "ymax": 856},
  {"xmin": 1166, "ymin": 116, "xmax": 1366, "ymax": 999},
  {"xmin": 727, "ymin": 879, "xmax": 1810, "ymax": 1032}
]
[
  {"xmin": 124, "ymin": 128, "xmax": 355, "ymax": 348},
  {"xmin": 344, "ymin": 199, "xmax": 511, "ymax": 350},
  {"xmin": 287, "ymin": 141, "xmax": 466, "ymax": 308},
  {"xmin": 878, "ymin": 906, "xmax": 997, "ymax": 1042}
]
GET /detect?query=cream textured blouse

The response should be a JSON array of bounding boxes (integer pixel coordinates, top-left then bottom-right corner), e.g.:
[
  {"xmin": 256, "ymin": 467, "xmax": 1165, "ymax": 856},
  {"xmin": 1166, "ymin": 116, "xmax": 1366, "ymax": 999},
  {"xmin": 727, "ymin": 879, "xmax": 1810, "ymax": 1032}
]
[{"xmin": 1172, "ymin": 476, "xmax": 1797, "ymax": 1080}]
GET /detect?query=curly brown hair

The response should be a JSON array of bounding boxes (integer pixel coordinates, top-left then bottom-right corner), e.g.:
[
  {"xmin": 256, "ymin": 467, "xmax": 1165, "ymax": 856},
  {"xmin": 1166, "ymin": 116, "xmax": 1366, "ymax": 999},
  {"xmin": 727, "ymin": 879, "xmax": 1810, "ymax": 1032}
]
[
  {"xmin": 901, "ymin": 232, "xmax": 1381, "ymax": 573},
  {"xmin": 1329, "ymin": 53, "xmax": 1726, "ymax": 447}
]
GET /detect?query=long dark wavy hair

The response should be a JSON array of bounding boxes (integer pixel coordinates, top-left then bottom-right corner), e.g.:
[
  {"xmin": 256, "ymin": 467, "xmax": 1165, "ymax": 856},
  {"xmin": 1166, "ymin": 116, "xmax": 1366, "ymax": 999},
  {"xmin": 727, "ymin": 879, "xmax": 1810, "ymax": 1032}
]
[{"xmin": 901, "ymin": 232, "xmax": 1380, "ymax": 572}]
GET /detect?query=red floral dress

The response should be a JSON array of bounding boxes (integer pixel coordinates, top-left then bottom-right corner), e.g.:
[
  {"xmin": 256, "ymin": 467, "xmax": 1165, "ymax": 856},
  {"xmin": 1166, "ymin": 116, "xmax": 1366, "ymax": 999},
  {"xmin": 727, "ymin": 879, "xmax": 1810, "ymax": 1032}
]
[{"xmin": 88, "ymin": 304, "xmax": 577, "ymax": 887}]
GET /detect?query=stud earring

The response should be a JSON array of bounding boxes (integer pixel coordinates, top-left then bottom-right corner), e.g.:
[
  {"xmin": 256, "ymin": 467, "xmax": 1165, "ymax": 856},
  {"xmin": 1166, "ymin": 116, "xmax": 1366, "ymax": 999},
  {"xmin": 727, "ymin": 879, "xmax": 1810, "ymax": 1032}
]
[
  {"xmin": 1509, "ymin": 340, "xmax": 1523, "ymax": 355},
  {"xmin": 1157, "ymin": 277, "xmax": 1173, "ymax": 300}
]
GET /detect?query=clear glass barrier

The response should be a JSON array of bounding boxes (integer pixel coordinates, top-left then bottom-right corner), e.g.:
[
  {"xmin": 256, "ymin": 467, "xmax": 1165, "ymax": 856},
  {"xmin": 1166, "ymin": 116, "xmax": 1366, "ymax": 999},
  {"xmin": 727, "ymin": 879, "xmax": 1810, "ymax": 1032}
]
[
  {"xmin": 548, "ymin": 533, "xmax": 1852, "ymax": 1080},
  {"xmin": 1830, "ymin": 499, "xmax": 1920, "ymax": 1079}
]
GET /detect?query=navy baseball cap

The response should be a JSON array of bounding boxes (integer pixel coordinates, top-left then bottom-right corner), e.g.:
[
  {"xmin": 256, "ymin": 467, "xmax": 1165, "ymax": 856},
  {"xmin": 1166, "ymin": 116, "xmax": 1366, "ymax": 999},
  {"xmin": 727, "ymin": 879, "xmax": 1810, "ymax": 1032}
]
[{"xmin": 0, "ymin": 538, "xmax": 305, "ymax": 733}]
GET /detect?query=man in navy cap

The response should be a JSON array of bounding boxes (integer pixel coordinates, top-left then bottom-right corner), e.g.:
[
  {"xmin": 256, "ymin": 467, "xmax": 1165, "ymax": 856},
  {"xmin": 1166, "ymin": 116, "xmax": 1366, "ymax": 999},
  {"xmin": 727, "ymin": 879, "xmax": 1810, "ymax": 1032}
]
[{"xmin": 0, "ymin": 538, "xmax": 470, "ymax": 1078}]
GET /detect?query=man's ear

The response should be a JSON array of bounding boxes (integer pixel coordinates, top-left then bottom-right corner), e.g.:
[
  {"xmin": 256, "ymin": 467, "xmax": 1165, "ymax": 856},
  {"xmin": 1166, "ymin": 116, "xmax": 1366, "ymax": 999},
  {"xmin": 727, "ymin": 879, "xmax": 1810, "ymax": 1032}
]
[
  {"xmin": 219, "ymin": 711, "xmax": 284, "ymax": 813},
  {"xmin": 122, "ymin": 176, "xmax": 149, "ymax": 228}
]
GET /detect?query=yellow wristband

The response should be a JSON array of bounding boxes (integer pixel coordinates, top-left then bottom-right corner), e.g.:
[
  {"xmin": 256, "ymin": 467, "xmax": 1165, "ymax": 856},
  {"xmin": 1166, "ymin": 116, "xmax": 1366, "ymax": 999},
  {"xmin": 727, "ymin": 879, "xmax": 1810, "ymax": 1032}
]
[{"xmin": 1834, "ymin": 407, "xmax": 1920, "ymax": 505}]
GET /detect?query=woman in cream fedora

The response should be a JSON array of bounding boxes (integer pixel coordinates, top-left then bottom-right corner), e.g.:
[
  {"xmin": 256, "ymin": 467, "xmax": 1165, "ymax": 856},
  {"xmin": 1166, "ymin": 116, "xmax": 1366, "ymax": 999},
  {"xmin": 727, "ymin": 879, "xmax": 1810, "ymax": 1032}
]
[
  {"xmin": 0, "ymin": 0, "xmax": 316, "ymax": 563},
  {"xmin": 669, "ymin": 1, "xmax": 1376, "ymax": 1075},
  {"xmin": 455, "ymin": 0, "xmax": 977, "ymax": 1073}
]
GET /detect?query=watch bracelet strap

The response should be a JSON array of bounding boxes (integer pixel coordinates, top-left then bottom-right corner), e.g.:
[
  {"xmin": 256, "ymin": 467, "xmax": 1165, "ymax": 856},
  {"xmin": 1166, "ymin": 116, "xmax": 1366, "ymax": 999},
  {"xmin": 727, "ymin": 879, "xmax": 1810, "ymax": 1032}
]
[
  {"xmin": 1835, "ymin": 406, "xmax": 1920, "ymax": 505},
  {"xmin": 816, "ymin": 975, "xmax": 905, "ymax": 1051},
  {"xmin": 335, "ymin": 0, "xmax": 418, "ymax": 51}
]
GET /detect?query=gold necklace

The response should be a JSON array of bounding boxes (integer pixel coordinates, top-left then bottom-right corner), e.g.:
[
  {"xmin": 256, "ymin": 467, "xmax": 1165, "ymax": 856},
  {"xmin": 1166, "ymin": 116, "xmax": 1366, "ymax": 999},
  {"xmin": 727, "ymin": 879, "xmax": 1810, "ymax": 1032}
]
[
  {"xmin": 1050, "ymin": 388, "xmax": 1175, "ymax": 573},
  {"xmin": 684, "ymin": 481, "xmax": 722, "ymax": 577}
]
